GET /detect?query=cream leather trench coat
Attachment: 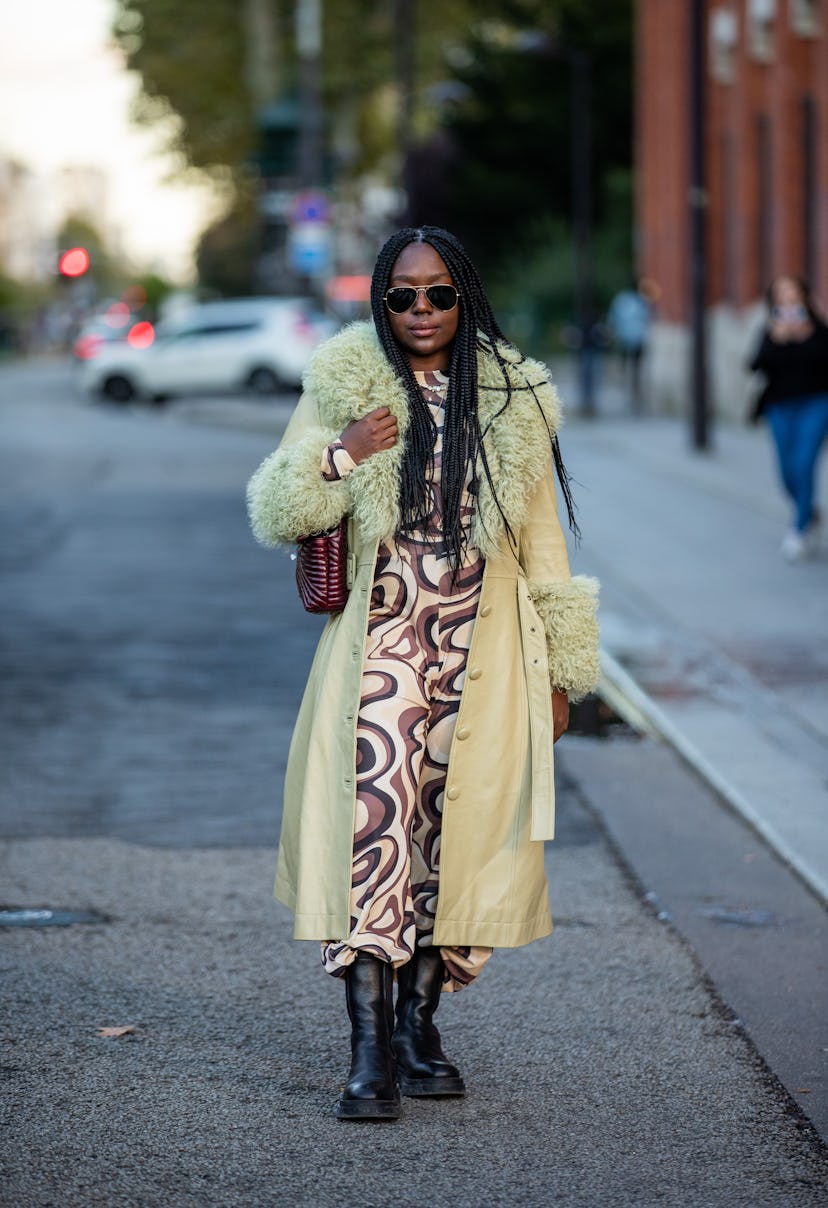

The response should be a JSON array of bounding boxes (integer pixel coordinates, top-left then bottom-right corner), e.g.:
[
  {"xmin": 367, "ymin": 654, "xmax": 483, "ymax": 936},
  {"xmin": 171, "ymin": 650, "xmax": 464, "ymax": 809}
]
[{"xmin": 247, "ymin": 322, "xmax": 599, "ymax": 949}]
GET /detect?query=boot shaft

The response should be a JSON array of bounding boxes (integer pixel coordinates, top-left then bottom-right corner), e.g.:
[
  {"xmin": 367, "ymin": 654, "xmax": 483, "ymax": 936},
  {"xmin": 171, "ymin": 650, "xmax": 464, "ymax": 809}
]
[
  {"xmin": 345, "ymin": 952, "xmax": 395, "ymax": 1042},
  {"xmin": 395, "ymin": 945, "xmax": 444, "ymax": 1029}
]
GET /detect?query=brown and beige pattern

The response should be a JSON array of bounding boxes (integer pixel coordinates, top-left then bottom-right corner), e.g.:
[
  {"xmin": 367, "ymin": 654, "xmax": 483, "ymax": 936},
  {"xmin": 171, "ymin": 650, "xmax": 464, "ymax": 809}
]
[{"xmin": 320, "ymin": 371, "xmax": 493, "ymax": 991}]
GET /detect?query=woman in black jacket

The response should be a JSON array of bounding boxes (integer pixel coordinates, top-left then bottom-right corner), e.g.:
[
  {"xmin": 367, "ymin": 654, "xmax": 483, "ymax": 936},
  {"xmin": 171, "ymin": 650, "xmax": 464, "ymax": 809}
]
[{"xmin": 750, "ymin": 276, "xmax": 828, "ymax": 560}]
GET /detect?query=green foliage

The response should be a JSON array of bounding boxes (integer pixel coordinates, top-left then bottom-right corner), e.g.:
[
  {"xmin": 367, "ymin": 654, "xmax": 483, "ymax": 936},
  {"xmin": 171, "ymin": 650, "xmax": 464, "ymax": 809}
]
[
  {"xmin": 487, "ymin": 169, "xmax": 634, "ymax": 360},
  {"xmin": 112, "ymin": 0, "xmax": 633, "ymax": 301},
  {"xmin": 409, "ymin": 1, "xmax": 632, "ymax": 268},
  {"xmin": 195, "ymin": 195, "xmax": 261, "ymax": 297},
  {"xmin": 112, "ymin": 0, "xmax": 254, "ymax": 180},
  {"xmin": 134, "ymin": 273, "xmax": 175, "ymax": 317},
  {"xmin": 321, "ymin": 0, "xmax": 501, "ymax": 175},
  {"xmin": 112, "ymin": 0, "xmax": 513, "ymax": 183},
  {"xmin": 0, "ymin": 271, "xmax": 49, "ymax": 320}
]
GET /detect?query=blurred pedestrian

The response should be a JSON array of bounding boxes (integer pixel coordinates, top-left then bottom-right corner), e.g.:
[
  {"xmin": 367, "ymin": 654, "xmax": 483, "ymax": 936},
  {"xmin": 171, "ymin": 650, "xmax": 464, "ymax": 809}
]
[
  {"xmin": 748, "ymin": 275, "xmax": 828, "ymax": 561},
  {"xmin": 247, "ymin": 226, "xmax": 600, "ymax": 1120},
  {"xmin": 607, "ymin": 279, "xmax": 653, "ymax": 412}
]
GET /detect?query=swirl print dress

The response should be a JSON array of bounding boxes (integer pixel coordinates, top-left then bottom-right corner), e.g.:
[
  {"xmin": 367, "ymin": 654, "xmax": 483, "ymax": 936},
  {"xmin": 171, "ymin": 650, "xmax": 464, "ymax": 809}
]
[{"xmin": 320, "ymin": 369, "xmax": 493, "ymax": 991}]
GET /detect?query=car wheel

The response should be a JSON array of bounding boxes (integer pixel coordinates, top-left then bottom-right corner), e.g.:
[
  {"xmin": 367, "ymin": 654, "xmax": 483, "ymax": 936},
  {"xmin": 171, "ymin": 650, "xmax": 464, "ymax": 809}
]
[
  {"xmin": 102, "ymin": 375, "xmax": 135, "ymax": 403},
  {"xmin": 246, "ymin": 367, "xmax": 280, "ymax": 396}
]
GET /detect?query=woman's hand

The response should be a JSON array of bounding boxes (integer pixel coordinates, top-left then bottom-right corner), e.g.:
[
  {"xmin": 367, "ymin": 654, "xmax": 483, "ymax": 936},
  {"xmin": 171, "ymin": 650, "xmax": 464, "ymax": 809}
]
[
  {"xmin": 339, "ymin": 407, "xmax": 398, "ymax": 465},
  {"xmin": 552, "ymin": 688, "xmax": 570, "ymax": 743},
  {"xmin": 770, "ymin": 313, "xmax": 813, "ymax": 344},
  {"xmin": 770, "ymin": 322, "xmax": 806, "ymax": 344}
]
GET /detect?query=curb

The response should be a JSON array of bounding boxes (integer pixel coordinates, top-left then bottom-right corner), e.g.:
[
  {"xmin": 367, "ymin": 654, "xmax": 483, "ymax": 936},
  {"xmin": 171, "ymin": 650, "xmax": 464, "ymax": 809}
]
[{"xmin": 598, "ymin": 647, "xmax": 828, "ymax": 909}]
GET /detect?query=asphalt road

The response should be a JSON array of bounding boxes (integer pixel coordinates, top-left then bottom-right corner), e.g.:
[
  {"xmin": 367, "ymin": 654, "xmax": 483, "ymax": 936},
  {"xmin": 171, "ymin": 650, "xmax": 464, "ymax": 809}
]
[{"xmin": 1, "ymin": 362, "xmax": 827, "ymax": 1207}]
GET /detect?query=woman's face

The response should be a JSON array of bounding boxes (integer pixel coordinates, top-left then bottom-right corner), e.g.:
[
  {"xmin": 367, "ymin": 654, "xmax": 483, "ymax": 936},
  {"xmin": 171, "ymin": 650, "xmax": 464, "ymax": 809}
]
[
  {"xmin": 385, "ymin": 241, "xmax": 459, "ymax": 371},
  {"xmin": 772, "ymin": 276, "xmax": 805, "ymax": 308}
]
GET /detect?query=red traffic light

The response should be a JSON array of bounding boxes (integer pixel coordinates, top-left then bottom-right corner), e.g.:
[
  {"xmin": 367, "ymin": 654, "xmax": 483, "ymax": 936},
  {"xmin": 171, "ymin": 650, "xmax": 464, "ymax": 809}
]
[
  {"xmin": 59, "ymin": 247, "xmax": 90, "ymax": 277},
  {"xmin": 127, "ymin": 321, "xmax": 155, "ymax": 349}
]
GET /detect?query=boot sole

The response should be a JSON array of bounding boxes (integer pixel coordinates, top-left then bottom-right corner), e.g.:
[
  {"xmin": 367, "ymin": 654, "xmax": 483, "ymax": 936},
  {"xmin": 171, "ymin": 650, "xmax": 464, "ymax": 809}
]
[
  {"xmin": 336, "ymin": 1098, "xmax": 401, "ymax": 1120},
  {"xmin": 399, "ymin": 1075, "xmax": 466, "ymax": 1098}
]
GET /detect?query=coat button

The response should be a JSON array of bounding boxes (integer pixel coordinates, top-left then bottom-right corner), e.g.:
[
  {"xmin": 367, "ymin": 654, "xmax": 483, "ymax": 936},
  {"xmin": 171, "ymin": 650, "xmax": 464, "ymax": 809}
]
[
  {"xmin": 446, "ymin": 786, "xmax": 460, "ymax": 800},
  {"xmin": 468, "ymin": 667, "xmax": 482, "ymax": 680},
  {"xmin": 480, "ymin": 604, "xmax": 492, "ymax": 617},
  {"xmin": 456, "ymin": 727, "xmax": 470, "ymax": 740}
]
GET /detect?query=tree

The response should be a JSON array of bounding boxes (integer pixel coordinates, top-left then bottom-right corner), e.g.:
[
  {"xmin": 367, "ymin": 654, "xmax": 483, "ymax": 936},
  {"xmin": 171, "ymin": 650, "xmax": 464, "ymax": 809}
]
[
  {"xmin": 407, "ymin": 0, "xmax": 633, "ymax": 267},
  {"xmin": 111, "ymin": 0, "xmax": 507, "ymax": 183},
  {"xmin": 113, "ymin": 0, "xmax": 633, "ymax": 319},
  {"xmin": 196, "ymin": 195, "xmax": 261, "ymax": 296},
  {"xmin": 112, "ymin": 0, "xmax": 254, "ymax": 182}
]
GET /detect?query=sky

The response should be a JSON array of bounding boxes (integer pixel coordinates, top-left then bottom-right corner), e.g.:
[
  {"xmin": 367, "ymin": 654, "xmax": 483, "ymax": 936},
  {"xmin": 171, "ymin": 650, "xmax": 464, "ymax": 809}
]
[{"xmin": 0, "ymin": 0, "xmax": 217, "ymax": 279}]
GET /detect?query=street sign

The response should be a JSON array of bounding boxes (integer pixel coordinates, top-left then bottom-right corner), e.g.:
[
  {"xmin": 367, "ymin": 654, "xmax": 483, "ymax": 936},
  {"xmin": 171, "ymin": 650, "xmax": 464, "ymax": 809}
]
[
  {"xmin": 291, "ymin": 189, "xmax": 330, "ymax": 224},
  {"xmin": 288, "ymin": 221, "xmax": 331, "ymax": 277}
]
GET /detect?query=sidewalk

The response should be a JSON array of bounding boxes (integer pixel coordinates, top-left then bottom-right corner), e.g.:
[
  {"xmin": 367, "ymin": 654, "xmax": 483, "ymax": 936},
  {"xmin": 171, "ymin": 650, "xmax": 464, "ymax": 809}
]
[{"xmin": 562, "ymin": 412, "xmax": 828, "ymax": 907}]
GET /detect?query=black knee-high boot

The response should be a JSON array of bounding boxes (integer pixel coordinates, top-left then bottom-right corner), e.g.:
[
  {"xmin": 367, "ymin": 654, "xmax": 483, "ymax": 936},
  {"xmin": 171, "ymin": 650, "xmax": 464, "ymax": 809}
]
[
  {"xmin": 392, "ymin": 946, "xmax": 466, "ymax": 1097},
  {"xmin": 337, "ymin": 953, "xmax": 401, "ymax": 1120}
]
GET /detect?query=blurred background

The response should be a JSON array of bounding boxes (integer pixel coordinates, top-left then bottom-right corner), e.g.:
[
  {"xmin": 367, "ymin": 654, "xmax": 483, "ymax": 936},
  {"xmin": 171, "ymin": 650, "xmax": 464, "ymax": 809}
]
[{"xmin": 5, "ymin": 0, "xmax": 823, "ymax": 425}]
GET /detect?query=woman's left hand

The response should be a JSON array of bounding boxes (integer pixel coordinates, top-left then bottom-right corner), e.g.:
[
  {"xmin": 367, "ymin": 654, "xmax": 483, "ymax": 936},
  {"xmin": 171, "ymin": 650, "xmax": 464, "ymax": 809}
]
[
  {"xmin": 552, "ymin": 689, "xmax": 570, "ymax": 743},
  {"xmin": 770, "ymin": 319, "xmax": 813, "ymax": 344}
]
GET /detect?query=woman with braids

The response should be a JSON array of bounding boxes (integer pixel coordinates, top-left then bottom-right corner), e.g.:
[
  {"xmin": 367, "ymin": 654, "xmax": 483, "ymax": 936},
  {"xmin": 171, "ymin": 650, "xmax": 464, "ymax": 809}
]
[{"xmin": 247, "ymin": 226, "xmax": 600, "ymax": 1120}]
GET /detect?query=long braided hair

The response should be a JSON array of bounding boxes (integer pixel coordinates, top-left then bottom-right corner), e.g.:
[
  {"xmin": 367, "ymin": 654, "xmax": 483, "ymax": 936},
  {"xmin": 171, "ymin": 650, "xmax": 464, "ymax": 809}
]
[{"xmin": 370, "ymin": 226, "xmax": 577, "ymax": 573}]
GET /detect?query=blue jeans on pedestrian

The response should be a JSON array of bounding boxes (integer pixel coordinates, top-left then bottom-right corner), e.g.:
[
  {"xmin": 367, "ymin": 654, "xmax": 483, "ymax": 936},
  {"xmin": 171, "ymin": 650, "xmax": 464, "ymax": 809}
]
[{"xmin": 765, "ymin": 394, "xmax": 828, "ymax": 532}]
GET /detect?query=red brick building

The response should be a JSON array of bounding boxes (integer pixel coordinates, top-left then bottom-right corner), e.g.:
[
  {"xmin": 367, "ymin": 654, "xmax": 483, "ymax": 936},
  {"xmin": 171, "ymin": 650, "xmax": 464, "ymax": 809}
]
[{"xmin": 635, "ymin": 0, "xmax": 828, "ymax": 413}]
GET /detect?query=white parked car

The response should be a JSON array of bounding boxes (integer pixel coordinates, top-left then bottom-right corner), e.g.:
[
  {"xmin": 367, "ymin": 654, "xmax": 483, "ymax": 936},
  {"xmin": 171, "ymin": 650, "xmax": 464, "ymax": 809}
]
[{"xmin": 79, "ymin": 297, "xmax": 337, "ymax": 403}]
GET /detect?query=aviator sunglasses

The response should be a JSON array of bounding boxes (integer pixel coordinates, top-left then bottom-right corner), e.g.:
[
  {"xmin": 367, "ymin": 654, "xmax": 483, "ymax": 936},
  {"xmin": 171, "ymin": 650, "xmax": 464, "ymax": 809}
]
[{"xmin": 383, "ymin": 284, "xmax": 461, "ymax": 314}]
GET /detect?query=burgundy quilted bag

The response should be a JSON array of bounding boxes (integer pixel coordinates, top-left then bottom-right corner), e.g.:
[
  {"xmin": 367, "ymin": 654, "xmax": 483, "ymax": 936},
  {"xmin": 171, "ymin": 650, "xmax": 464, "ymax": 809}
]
[{"xmin": 294, "ymin": 516, "xmax": 349, "ymax": 614}]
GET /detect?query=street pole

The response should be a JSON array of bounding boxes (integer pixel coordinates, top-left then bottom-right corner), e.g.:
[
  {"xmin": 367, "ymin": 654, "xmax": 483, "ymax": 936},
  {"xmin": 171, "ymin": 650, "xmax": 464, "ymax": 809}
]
[
  {"xmin": 570, "ymin": 50, "xmax": 596, "ymax": 418},
  {"xmin": 689, "ymin": 0, "xmax": 710, "ymax": 450},
  {"xmin": 244, "ymin": 0, "xmax": 284, "ymax": 295},
  {"xmin": 394, "ymin": 0, "xmax": 414, "ymax": 223},
  {"xmin": 296, "ymin": 0, "xmax": 323, "ymax": 188},
  {"xmin": 243, "ymin": 0, "xmax": 278, "ymax": 111}
]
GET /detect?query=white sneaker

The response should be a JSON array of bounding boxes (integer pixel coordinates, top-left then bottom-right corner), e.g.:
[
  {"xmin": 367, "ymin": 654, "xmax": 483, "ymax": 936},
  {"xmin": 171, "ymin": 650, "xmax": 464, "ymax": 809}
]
[{"xmin": 780, "ymin": 529, "xmax": 808, "ymax": 561}]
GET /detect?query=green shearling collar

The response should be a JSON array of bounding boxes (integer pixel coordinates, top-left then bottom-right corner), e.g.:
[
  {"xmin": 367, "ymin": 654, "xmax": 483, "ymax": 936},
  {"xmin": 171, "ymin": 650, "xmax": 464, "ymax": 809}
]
[{"xmin": 304, "ymin": 321, "xmax": 563, "ymax": 559}]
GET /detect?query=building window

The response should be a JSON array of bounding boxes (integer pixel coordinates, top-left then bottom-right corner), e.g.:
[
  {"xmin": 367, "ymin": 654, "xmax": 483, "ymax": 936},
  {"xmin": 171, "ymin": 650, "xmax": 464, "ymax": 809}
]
[
  {"xmin": 756, "ymin": 114, "xmax": 772, "ymax": 291},
  {"xmin": 801, "ymin": 96, "xmax": 817, "ymax": 279},
  {"xmin": 710, "ymin": 8, "xmax": 739, "ymax": 81},
  {"xmin": 790, "ymin": 0, "xmax": 820, "ymax": 37},
  {"xmin": 749, "ymin": 0, "xmax": 776, "ymax": 60}
]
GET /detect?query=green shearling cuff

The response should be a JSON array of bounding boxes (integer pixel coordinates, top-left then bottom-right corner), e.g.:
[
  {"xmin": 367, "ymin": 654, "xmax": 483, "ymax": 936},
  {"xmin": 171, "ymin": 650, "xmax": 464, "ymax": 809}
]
[
  {"xmin": 527, "ymin": 575, "xmax": 601, "ymax": 702},
  {"xmin": 246, "ymin": 430, "xmax": 349, "ymax": 547}
]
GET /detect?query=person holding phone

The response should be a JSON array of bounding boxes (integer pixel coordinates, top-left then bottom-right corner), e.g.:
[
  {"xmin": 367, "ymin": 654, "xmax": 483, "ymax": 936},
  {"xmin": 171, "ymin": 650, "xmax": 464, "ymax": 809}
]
[{"xmin": 749, "ymin": 275, "xmax": 828, "ymax": 560}]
